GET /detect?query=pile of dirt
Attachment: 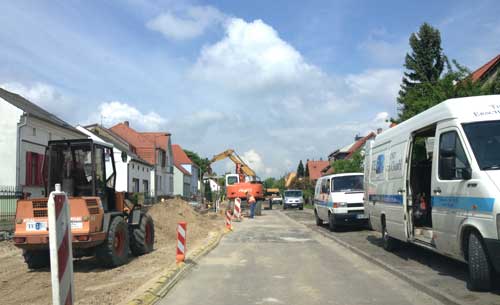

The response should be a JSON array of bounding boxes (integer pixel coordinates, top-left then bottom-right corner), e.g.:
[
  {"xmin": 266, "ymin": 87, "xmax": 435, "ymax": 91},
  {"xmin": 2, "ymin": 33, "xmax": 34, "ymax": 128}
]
[{"xmin": 0, "ymin": 198, "xmax": 223, "ymax": 305}]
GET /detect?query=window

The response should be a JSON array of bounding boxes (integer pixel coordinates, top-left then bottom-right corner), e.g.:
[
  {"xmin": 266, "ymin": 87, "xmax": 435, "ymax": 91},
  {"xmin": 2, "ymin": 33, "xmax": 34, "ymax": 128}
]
[
  {"xmin": 463, "ymin": 120, "xmax": 500, "ymax": 170},
  {"xmin": 25, "ymin": 151, "xmax": 45, "ymax": 186},
  {"xmin": 143, "ymin": 180, "xmax": 149, "ymax": 193},
  {"xmin": 95, "ymin": 146, "xmax": 106, "ymax": 196},
  {"xmin": 227, "ymin": 176, "xmax": 238, "ymax": 185},
  {"xmin": 332, "ymin": 175, "xmax": 363, "ymax": 192},
  {"xmin": 321, "ymin": 179, "xmax": 330, "ymax": 194},
  {"xmin": 32, "ymin": 128, "xmax": 36, "ymax": 136},
  {"xmin": 439, "ymin": 131, "xmax": 470, "ymax": 180},
  {"xmin": 161, "ymin": 151, "xmax": 166, "ymax": 168},
  {"xmin": 132, "ymin": 178, "xmax": 140, "ymax": 192}
]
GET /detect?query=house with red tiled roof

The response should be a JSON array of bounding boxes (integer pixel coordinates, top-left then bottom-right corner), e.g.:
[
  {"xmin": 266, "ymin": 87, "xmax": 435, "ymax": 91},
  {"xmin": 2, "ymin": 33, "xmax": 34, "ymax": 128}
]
[
  {"xmin": 110, "ymin": 121, "xmax": 173, "ymax": 198},
  {"xmin": 172, "ymin": 144, "xmax": 199, "ymax": 198},
  {"xmin": 471, "ymin": 54, "xmax": 500, "ymax": 85},
  {"xmin": 322, "ymin": 132, "xmax": 377, "ymax": 176},
  {"xmin": 306, "ymin": 160, "xmax": 329, "ymax": 182}
]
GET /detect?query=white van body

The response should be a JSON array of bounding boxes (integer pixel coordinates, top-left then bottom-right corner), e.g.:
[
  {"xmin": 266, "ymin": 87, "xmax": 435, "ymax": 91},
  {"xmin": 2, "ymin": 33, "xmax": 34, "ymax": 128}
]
[
  {"xmin": 364, "ymin": 95, "xmax": 500, "ymax": 290},
  {"xmin": 314, "ymin": 173, "xmax": 367, "ymax": 229}
]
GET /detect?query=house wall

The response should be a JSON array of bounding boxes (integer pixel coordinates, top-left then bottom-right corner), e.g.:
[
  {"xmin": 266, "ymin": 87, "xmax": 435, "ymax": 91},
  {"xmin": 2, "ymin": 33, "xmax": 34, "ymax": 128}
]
[
  {"xmin": 166, "ymin": 137, "xmax": 174, "ymax": 196},
  {"xmin": 180, "ymin": 163, "xmax": 199, "ymax": 196},
  {"xmin": 128, "ymin": 161, "xmax": 152, "ymax": 193},
  {"xmin": 173, "ymin": 166, "xmax": 183, "ymax": 196},
  {"xmin": 0, "ymin": 101, "xmax": 22, "ymax": 187},
  {"xmin": 155, "ymin": 148, "xmax": 169, "ymax": 197}
]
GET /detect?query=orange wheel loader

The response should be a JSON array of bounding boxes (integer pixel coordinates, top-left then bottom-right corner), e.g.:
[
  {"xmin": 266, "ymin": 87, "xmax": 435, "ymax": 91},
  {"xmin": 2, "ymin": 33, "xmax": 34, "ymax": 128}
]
[{"xmin": 13, "ymin": 139, "xmax": 154, "ymax": 269}]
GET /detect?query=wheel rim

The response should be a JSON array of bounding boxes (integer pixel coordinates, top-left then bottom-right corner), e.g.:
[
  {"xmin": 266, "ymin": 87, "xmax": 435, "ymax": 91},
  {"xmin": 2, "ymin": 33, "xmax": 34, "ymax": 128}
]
[
  {"xmin": 145, "ymin": 222, "xmax": 152, "ymax": 245},
  {"xmin": 114, "ymin": 229, "xmax": 125, "ymax": 256}
]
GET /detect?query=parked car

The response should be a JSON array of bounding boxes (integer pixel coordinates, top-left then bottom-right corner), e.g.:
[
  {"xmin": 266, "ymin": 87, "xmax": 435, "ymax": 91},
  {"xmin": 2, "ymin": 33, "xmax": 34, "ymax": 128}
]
[
  {"xmin": 314, "ymin": 173, "xmax": 366, "ymax": 231},
  {"xmin": 364, "ymin": 95, "xmax": 500, "ymax": 291},
  {"xmin": 283, "ymin": 189, "xmax": 304, "ymax": 210}
]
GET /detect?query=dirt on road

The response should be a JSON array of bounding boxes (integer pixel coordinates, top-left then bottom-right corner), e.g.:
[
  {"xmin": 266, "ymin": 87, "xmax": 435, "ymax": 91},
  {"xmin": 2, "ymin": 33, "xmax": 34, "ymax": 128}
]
[{"xmin": 0, "ymin": 198, "xmax": 224, "ymax": 305}]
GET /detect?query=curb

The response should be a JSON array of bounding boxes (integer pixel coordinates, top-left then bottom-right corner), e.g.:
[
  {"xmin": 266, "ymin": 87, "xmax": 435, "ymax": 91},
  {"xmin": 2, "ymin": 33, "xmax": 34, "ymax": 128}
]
[
  {"xmin": 281, "ymin": 211, "xmax": 468, "ymax": 305},
  {"xmin": 127, "ymin": 230, "xmax": 227, "ymax": 305}
]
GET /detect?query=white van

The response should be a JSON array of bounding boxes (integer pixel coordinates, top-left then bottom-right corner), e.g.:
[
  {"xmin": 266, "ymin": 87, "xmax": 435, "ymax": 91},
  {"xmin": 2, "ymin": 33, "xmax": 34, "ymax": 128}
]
[
  {"xmin": 314, "ymin": 173, "xmax": 367, "ymax": 231},
  {"xmin": 364, "ymin": 95, "xmax": 500, "ymax": 291}
]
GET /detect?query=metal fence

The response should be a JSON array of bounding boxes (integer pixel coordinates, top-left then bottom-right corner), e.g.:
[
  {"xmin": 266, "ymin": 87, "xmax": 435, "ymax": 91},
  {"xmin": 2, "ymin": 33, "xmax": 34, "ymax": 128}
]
[{"xmin": 0, "ymin": 186, "xmax": 21, "ymax": 232}]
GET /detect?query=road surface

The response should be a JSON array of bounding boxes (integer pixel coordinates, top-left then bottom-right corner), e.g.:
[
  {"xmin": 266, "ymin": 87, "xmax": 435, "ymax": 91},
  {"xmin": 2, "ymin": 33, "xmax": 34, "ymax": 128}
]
[{"xmin": 158, "ymin": 209, "xmax": 442, "ymax": 305}]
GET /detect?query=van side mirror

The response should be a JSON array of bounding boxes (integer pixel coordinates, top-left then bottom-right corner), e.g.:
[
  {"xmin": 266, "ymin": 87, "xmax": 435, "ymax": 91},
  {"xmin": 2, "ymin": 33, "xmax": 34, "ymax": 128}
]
[{"xmin": 461, "ymin": 167, "xmax": 472, "ymax": 180}]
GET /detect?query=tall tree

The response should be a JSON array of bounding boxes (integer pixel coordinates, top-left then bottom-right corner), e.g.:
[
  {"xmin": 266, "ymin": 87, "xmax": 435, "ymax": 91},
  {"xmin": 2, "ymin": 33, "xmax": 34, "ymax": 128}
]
[
  {"xmin": 397, "ymin": 23, "xmax": 447, "ymax": 121},
  {"xmin": 296, "ymin": 160, "xmax": 305, "ymax": 178},
  {"xmin": 304, "ymin": 160, "xmax": 310, "ymax": 178}
]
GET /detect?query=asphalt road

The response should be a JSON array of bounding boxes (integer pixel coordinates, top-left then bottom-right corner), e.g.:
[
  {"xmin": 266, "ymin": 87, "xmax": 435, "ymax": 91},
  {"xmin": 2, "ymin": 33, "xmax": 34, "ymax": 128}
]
[
  {"xmin": 158, "ymin": 209, "xmax": 443, "ymax": 305},
  {"xmin": 283, "ymin": 208, "xmax": 500, "ymax": 305}
]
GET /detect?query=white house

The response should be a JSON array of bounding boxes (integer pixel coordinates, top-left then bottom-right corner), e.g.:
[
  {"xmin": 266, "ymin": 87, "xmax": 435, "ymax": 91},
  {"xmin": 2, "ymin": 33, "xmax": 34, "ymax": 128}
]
[
  {"xmin": 76, "ymin": 125, "xmax": 154, "ymax": 194},
  {"xmin": 173, "ymin": 164, "xmax": 192, "ymax": 197},
  {"xmin": 172, "ymin": 144, "xmax": 199, "ymax": 198},
  {"xmin": 0, "ymin": 87, "xmax": 86, "ymax": 198}
]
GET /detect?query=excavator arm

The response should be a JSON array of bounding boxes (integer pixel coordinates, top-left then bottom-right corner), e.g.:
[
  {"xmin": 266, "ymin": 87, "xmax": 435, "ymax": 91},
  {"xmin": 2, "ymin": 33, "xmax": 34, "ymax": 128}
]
[{"xmin": 210, "ymin": 149, "xmax": 257, "ymax": 178}]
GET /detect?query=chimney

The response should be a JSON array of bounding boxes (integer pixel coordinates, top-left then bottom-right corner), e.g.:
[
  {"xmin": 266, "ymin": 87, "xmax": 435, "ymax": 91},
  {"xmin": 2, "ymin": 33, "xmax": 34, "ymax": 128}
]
[
  {"xmin": 124, "ymin": 121, "xmax": 129, "ymax": 127},
  {"xmin": 377, "ymin": 128, "xmax": 383, "ymax": 134},
  {"xmin": 354, "ymin": 134, "xmax": 363, "ymax": 141}
]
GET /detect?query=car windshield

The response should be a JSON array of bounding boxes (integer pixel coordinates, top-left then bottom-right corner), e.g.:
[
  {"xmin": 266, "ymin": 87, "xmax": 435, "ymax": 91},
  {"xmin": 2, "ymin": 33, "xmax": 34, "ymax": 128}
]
[
  {"xmin": 463, "ymin": 120, "xmax": 500, "ymax": 170},
  {"xmin": 284, "ymin": 190, "xmax": 302, "ymax": 197},
  {"xmin": 332, "ymin": 175, "xmax": 363, "ymax": 192}
]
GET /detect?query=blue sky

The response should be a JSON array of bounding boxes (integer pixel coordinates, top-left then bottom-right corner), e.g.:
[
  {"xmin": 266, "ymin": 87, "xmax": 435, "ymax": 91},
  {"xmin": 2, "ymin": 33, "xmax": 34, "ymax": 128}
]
[{"xmin": 1, "ymin": 0, "xmax": 499, "ymax": 177}]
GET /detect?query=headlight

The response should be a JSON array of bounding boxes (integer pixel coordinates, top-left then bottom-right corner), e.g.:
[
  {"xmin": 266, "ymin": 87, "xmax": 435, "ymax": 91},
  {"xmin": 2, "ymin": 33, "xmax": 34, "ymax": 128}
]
[{"xmin": 333, "ymin": 202, "xmax": 347, "ymax": 208}]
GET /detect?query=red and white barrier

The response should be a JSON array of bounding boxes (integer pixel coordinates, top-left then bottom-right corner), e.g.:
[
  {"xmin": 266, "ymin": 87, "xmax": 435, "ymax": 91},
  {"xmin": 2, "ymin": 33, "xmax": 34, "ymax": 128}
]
[
  {"xmin": 233, "ymin": 198, "xmax": 242, "ymax": 221},
  {"xmin": 225, "ymin": 210, "xmax": 232, "ymax": 231},
  {"xmin": 48, "ymin": 184, "xmax": 74, "ymax": 305},
  {"xmin": 176, "ymin": 222, "xmax": 187, "ymax": 263}
]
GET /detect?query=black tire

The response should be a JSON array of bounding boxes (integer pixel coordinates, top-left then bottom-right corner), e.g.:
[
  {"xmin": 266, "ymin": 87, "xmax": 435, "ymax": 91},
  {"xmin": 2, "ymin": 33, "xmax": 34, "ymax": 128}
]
[
  {"xmin": 328, "ymin": 213, "xmax": 337, "ymax": 232},
  {"xmin": 315, "ymin": 209, "xmax": 323, "ymax": 226},
  {"xmin": 468, "ymin": 232, "xmax": 492, "ymax": 291},
  {"xmin": 23, "ymin": 250, "xmax": 50, "ymax": 269},
  {"xmin": 283, "ymin": 205, "xmax": 287, "ymax": 210},
  {"xmin": 382, "ymin": 221, "xmax": 398, "ymax": 252},
  {"xmin": 96, "ymin": 216, "xmax": 130, "ymax": 267},
  {"xmin": 130, "ymin": 214, "xmax": 155, "ymax": 256},
  {"xmin": 299, "ymin": 206, "xmax": 304, "ymax": 210}
]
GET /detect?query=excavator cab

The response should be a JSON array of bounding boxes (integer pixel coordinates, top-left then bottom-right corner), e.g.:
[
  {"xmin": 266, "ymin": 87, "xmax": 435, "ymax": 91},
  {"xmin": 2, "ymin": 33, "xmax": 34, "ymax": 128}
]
[{"xmin": 46, "ymin": 139, "xmax": 116, "ymax": 211}]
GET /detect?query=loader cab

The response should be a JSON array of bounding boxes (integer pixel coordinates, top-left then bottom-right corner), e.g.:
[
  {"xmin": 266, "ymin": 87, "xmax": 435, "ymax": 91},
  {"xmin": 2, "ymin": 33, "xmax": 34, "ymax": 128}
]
[{"xmin": 46, "ymin": 139, "xmax": 117, "ymax": 211}]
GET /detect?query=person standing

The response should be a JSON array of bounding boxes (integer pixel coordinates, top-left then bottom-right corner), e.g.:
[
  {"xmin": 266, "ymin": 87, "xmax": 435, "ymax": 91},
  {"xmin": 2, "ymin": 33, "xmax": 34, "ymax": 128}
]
[{"xmin": 247, "ymin": 191, "xmax": 256, "ymax": 219}]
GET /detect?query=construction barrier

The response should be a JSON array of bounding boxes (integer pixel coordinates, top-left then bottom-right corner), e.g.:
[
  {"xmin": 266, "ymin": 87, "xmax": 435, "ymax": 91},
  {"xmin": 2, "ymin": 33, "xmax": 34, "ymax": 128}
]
[
  {"xmin": 225, "ymin": 210, "xmax": 232, "ymax": 231},
  {"xmin": 176, "ymin": 222, "xmax": 187, "ymax": 263},
  {"xmin": 233, "ymin": 198, "xmax": 242, "ymax": 221},
  {"xmin": 48, "ymin": 184, "xmax": 74, "ymax": 305}
]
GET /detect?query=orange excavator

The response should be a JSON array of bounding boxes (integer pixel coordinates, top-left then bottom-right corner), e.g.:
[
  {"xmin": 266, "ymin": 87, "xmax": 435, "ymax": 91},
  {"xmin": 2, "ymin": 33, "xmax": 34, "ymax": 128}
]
[{"xmin": 210, "ymin": 149, "xmax": 264, "ymax": 202}]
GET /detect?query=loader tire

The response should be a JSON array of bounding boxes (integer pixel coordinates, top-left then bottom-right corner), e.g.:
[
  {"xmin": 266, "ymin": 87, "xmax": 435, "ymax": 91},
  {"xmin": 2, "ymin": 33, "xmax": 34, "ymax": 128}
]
[
  {"xmin": 468, "ymin": 232, "xmax": 492, "ymax": 291},
  {"xmin": 23, "ymin": 250, "xmax": 50, "ymax": 269},
  {"xmin": 96, "ymin": 216, "xmax": 129, "ymax": 267},
  {"xmin": 130, "ymin": 214, "xmax": 155, "ymax": 256}
]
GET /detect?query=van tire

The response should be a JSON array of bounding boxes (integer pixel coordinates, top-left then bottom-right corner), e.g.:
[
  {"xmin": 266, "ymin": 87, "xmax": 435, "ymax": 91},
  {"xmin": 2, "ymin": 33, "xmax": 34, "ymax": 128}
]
[
  {"xmin": 468, "ymin": 232, "xmax": 492, "ymax": 291},
  {"xmin": 23, "ymin": 250, "xmax": 50, "ymax": 269},
  {"xmin": 328, "ymin": 213, "xmax": 337, "ymax": 232},
  {"xmin": 382, "ymin": 222, "xmax": 398, "ymax": 252},
  {"xmin": 315, "ymin": 209, "xmax": 323, "ymax": 226}
]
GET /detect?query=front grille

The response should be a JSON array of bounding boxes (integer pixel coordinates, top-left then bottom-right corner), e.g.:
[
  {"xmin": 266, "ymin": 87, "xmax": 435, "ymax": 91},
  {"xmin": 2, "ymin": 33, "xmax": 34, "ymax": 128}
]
[
  {"xmin": 347, "ymin": 210, "xmax": 364, "ymax": 214},
  {"xmin": 88, "ymin": 207, "xmax": 100, "ymax": 215},
  {"xmin": 33, "ymin": 210, "xmax": 48, "ymax": 217},
  {"xmin": 86, "ymin": 199, "xmax": 98, "ymax": 207},
  {"xmin": 347, "ymin": 203, "xmax": 364, "ymax": 208},
  {"xmin": 32, "ymin": 201, "xmax": 48, "ymax": 209}
]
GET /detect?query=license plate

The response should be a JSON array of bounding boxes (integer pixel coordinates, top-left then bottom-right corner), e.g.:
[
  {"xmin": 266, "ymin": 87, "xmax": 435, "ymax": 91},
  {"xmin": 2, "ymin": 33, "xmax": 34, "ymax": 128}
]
[
  {"xmin": 356, "ymin": 214, "xmax": 368, "ymax": 219},
  {"xmin": 26, "ymin": 221, "xmax": 47, "ymax": 231}
]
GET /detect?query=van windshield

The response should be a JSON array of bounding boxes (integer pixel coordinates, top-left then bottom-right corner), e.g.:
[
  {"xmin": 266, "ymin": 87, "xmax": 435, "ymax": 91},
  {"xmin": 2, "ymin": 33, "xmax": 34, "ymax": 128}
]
[
  {"xmin": 332, "ymin": 175, "xmax": 363, "ymax": 192},
  {"xmin": 284, "ymin": 190, "xmax": 302, "ymax": 197},
  {"xmin": 463, "ymin": 120, "xmax": 500, "ymax": 170}
]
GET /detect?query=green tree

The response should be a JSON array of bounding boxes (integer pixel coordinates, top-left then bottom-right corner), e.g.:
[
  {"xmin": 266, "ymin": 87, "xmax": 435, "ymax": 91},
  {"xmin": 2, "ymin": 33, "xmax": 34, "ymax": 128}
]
[
  {"xmin": 264, "ymin": 177, "xmax": 277, "ymax": 189},
  {"xmin": 397, "ymin": 23, "xmax": 447, "ymax": 121},
  {"xmin": 304, "ymin": 160, "xmax": 309, "ymax": 178},
  {"xmin": 184, "ymin": 149, "xmax": 210, "ymax": 180},
  {"xmin": 297, "ymin": 160, "xmax": 305, "ymax": 178},
  {"xmin": 204, "ymin": 179, "xmax": 212, "ymax": 202},
  {"xmin": 330, "ymin": 151, "xmax": 363, "ymax": 174}
]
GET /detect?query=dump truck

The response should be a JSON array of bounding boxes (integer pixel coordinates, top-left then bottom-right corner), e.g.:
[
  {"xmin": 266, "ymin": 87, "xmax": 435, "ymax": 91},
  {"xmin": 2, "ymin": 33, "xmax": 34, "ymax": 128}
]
[{"xmin": 13, "ymin": 139, "xmax": 154, "ymax": 269}]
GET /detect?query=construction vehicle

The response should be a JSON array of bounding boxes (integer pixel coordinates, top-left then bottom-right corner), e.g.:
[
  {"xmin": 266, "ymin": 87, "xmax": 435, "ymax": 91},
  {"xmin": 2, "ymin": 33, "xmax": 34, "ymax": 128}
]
[
  {"xmin": 210, "ymin": 149, "xmax": 264, "ymax": 212},
  {"xmin": 264, "ymin": 188, "xmax": 282, "ymax": 209},
  {"xmin": 285, "ymin": 172, "xmax": 297, "ymax": 188},
  {"xmin": 13, "ymin": 139, "xmax": 154, "ymax": 269}
]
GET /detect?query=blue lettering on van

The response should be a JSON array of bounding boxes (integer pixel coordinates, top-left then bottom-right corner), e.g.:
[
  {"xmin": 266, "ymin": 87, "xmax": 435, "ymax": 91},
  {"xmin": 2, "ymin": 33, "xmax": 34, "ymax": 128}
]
[
  {"xmin": 314, "ymin": 199, "xmax": 333, "ymax": 207},
  {"xmin": 431, "ymin": 196, "xmax": 495, "ymax": 213},
  {"xmin": 376, "ymin": 155, "xmax": 385, "ymax": 174},
  {"xmin": 368, "ymin": 194, "xmax": 403, "ymax": 205}
]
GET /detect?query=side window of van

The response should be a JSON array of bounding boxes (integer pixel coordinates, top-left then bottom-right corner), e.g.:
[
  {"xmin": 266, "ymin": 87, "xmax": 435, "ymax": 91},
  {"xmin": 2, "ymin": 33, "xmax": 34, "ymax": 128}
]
[
  {"xmin": 321, "ymin": 179, "xmax": 330, "ymax": 194},
  {"xmin": 439, "ymin": 131, "xmax": 470, "ymax": 180}
]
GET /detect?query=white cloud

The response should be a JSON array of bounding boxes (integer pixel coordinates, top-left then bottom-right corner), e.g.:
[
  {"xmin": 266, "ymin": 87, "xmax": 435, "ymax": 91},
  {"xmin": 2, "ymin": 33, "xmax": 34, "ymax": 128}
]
[
  {"xmin": 345, "ymin": 69, "xmax": 401, "ymax": 107},
  {"xmin": 0, "ymin": 82, "xmax": 74, "ymax": 119},
  {"xmin": 147, "ymin": 5, "xmax": 226, "ymax": 40},
  {"xmin": 240, "ymin": 149, "xmax": 266, "ymax": 175},
  {"xmin": 91, "ymin": 101, "xmax": 167, "ymax": 131}
]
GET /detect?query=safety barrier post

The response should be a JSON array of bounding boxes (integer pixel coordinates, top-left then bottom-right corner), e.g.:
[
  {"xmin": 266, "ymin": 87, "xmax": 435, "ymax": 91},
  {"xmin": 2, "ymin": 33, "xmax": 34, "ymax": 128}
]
[
  {"xmin": 225, "ymin": 210, "xmax": 232, "ymax": 231},
  {"xmin": 48, "ymin": 183, "xmax": 74, "ymax": 305},
  {"xmin": 176, "ymin": 222, "xmax": 187, "ymax": 264},
  {"xmin": 233, "ymin": 198, "xmax": 242, "ymax": 221}
]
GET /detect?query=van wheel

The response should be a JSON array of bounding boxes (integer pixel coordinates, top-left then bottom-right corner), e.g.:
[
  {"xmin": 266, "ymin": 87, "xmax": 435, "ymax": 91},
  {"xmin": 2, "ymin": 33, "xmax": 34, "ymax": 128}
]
[
  {"xmin": 314, "ymin": 209, "xmax": 323, "ymax": 226},
  {"xmin": 23, "ymin": 250, "xmax": 50, "ymax": 269},
  {"xmin": 328, "ymin": 213, "xmax": 337, "ymax": 232},
  {"xmin": 382, "ymin": 222, "xmax": 398, "ymax": 252},
  {"xmin": 130, "ymin": 214, "xmax": 155, "ymax": 256},
  {"xmin": 96, "ymin": 216, "xmax": 130, "ymax": 267},
  {"xmin": 468, "ymin": 232, "xmax": 492, "ymax": 291}
]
